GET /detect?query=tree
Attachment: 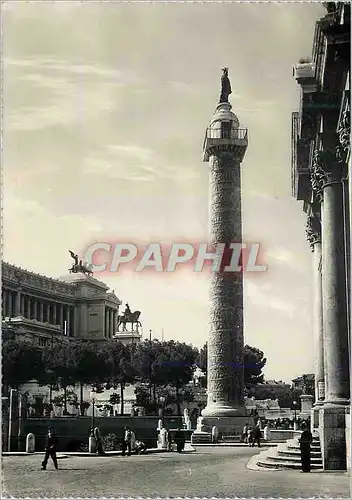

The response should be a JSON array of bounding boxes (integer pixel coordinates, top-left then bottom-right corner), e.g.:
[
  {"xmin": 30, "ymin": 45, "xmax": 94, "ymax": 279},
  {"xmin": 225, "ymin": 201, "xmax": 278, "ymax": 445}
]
[
  {"xmin": 104, "ymin": 341, "xmax": 136, "ymax": 415},
  {"xmin": 2, "ymin": 340, "xmax": 43, "ymax": 391},
  {"xmin": 244, "ymin": 345, "xmax": 266, "ymax": 385},
  {"xmin": 157, "ymin": 341, "xmax": 198, "ymax": 415},
  {"xmin": 69, "ymin": 340, "xmax": 108, "ymax": 415},
  {"xmin": 133, "ymin": 340, "xmax": 198, "ymax": 414},
  {"xmin": 196, "ymin": 342, "xmax": 267, "ymax": 389},
  {"xmin": 133, "ymin": 340, "xmax": 166, "ymax": 404},
  {"xmin": 41, "ymin": 340, "xmax": 77, "ymax": 414}
]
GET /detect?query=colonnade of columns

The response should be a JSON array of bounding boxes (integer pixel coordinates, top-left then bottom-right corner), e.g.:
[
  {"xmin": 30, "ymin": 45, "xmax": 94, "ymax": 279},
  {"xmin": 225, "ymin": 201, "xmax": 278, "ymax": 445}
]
[
  {"xmin": 2, "ymin": 288, "xmax": 75, "ymax": 336},
  {"xmin": 307, "ymin": 141, "xmax": 350, "ymax": 469},
  {"xmin": 309, "ymin": 146, "xmax": 350, "ymax": 408},
  {"xmin": 104, "ymin": 307, "xmax": 117, "ymax": 338}
]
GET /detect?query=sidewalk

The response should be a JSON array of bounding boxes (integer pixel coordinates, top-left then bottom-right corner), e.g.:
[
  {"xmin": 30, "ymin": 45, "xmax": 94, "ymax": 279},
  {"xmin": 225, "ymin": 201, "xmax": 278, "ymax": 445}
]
[
  {"xmin": 247, "ymin": 453, "xmax": 350, "ymax": 476},
  {"xmin": 2, "ymin": 443, "xmax": 195, "ymax": 457}
]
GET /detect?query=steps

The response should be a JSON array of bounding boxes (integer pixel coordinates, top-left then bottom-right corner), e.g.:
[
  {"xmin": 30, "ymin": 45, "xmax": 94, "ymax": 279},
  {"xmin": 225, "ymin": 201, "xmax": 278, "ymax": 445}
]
[{"xmin": 256, "ymin": 435, "xmax": 323, "ymax": 470}]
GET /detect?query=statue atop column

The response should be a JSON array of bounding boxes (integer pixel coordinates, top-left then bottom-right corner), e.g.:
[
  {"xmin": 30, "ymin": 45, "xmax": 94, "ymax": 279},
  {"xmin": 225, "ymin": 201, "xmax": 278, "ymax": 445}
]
[{"xmin": 219, "ymin": 67, "xmax": 232, "ymax": 103}]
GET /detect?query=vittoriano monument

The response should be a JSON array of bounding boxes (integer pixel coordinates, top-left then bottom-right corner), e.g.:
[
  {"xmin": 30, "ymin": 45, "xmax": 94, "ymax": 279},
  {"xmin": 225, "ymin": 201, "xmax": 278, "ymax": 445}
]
[{"xmin": 194, "ymin": 69, "xmax": 248, "ymax": 440}]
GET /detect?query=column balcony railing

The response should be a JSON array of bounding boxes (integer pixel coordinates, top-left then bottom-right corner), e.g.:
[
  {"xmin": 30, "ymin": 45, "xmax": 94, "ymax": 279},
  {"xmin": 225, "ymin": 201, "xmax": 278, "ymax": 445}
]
[{"xmin": 203, "ymin": 127, "xmax": 248, "ymax": 162}]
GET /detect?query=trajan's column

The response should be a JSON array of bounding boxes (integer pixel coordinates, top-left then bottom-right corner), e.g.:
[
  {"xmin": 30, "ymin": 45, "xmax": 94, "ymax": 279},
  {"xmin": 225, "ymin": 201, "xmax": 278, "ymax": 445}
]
[{"xmin": 197, "ymin": 69, "xmax": 248, "ymax": 437}]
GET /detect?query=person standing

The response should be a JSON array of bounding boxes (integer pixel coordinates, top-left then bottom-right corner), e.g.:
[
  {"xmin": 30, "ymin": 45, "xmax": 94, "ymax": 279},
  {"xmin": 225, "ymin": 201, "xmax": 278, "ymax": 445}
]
[
  {"xmin": 174, "ymin": 428, "xmax": 185, "ymax": 453},
  {"xmin": 299, "ymin": 423, "xmax": 313, "ymax": 472},
  {"xmin": 94, "ymin": 427, "xmax": 105, "ymax": 455},
  {"xmin": 41, "ymin": 427, "xmax": 58, "ymax": 470},
  {"xmin": 263, "ymin": 423, "xmax": 271, "ymax": 442},
  {"xmin": 252, "ymin": 424, "xmax": 262, "ymax": 447},
  {"xmin": 122, "ymin": 426, "xmax": 132, "ymax": 456},
  {"xmin": 247, "ymin": 426, "xmax": 253, "ymax": 446},
  {"xmin": 242, "ymin": 423, "xmax": 249, "ymax": 443}
]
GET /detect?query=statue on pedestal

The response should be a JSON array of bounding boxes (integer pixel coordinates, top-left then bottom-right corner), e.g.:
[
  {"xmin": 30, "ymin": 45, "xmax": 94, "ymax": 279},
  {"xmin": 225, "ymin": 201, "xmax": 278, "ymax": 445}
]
[
  {"xmin": 196, "ymin": 416, "xmax": 207, "ymax": 433},
  {"xmin": 219, "ymin": 67, "xmax": 232, "ymax": 103},
  {"xmin": 116, "ymin": 303, "xmax": 142, "ymax": 332}
]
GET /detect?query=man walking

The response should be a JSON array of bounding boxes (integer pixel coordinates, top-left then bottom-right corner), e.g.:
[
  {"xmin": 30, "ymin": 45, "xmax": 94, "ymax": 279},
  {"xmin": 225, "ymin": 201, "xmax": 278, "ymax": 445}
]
[{"xmin": 41, "ymin": 427, "xmax": 58, "ymax": 470}]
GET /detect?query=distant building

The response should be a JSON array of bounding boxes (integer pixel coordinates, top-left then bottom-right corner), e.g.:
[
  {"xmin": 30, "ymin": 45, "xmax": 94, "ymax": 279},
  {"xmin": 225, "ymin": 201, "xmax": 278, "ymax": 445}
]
[{"xmin": 1, "ymin": 262, "xmax": 121, "ymax": 344}]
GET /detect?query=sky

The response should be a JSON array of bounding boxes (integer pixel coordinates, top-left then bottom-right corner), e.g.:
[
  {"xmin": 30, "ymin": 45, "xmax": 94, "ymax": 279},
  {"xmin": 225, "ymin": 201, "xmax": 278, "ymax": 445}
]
[{"xmin": 2, "ymin": 1, "xmax": 324, "ymax": 383}]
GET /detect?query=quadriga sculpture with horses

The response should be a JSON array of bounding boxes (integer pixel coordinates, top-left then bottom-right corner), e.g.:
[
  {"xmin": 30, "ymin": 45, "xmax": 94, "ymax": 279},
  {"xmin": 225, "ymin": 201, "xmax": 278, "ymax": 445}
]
[
  {"xmin": 116, "ymin": 310, "xmax": 142, "ymax": 332},
  {"xmin": 68, "ymin": 250, "xmax": 93, "ymax": 277}
]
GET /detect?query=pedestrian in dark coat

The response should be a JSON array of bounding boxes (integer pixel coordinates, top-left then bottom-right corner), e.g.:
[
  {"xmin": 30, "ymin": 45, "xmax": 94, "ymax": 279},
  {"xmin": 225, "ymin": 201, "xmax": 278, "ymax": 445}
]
[
  {"xmin": 94, "ymin": 426, "xmax": 105, "ymax": 455},
  {"xmin": 41, "ymin": 427, "xmax": 58, "ymax": 470},
  {"xmin": 122, "ymin": 426, "xmax": 132, "ymax": 456},
  {"xmin": 251, "ymin": 424, "xmax": 262, "ymax": 447},
  {"xmin": 299, "ymin": 423, "xmax": 313, "ymax": 472},
  {"xmin": 174, "ymin": 428, "xmax": 185, "ymax": 453}
]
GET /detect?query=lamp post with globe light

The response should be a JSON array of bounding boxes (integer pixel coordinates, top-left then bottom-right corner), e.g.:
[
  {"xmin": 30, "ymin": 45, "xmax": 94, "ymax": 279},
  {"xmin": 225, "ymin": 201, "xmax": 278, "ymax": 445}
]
[
  {"xmin": 158, "ymin": 396, "xmax": 166, "ymax": 418},
  {"xmin": 293, "ymin": 400, "xmax": 298, "ymax": 429},
  {"xmin": 90, "ymin": 389, "xmax": 97, "ymax": 433},
  {"xmin": 88, "ymin": 389, "xmax": 97, "ymax": 453}
]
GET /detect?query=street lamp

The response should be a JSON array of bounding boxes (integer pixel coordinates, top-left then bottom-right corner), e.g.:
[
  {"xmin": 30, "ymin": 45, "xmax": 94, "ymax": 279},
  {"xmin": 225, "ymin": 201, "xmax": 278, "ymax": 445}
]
[
  {"xmin": 293, "ymin": 400, "xmax": 297, "ymax": 422},
  {"xmin": 158, "ymin": 396, "xmax": 166, "ymax": 418},
  {"xmin": 90, "ymin": 389, "xmax": 97, "ymax": 433}
]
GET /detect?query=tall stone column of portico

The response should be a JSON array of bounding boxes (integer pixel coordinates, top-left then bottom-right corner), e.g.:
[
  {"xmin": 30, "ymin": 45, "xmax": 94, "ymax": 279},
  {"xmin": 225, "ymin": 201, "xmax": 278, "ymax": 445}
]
[
  {"xmin": 196, "ymin": 70, "xmax": 248, "ymax": 438},
  {"xmin": 311, "ymin": 147, "xmax": 350, "ymax": 470},
  {"xmin": 306, "ymin": 214, "xmax": 325, "ymax": 431}
]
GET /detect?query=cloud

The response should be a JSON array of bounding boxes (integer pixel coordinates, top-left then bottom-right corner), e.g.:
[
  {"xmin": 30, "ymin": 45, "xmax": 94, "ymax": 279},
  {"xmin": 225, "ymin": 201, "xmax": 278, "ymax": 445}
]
[
  {"xmin": 266, "ymin": 246, "xmax": 304, "ymax": 271},
  {"xmin": 3, "ymin": 57, "xmax": 141, "ymax": 132},
  {"xmin": 246, "ymin": 281, "xmax": 296, "ymax": 317},
  {"xmin": 83, "ymin": 143, "xmax": 199, "ymax": 184},
  {"xmin": 4, "ymin": 57, "xmax": 136, "ymax": 82}
]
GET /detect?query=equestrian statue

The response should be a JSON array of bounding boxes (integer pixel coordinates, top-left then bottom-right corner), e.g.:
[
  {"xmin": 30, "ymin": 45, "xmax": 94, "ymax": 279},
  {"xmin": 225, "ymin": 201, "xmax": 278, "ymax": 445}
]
[
  {"xmin": 116, "ymin": 303, "xmax": 142, "ymax": 332},
  {"xmin": 68, "ymin": 250, "xmax": 94, "ymax": 276}
]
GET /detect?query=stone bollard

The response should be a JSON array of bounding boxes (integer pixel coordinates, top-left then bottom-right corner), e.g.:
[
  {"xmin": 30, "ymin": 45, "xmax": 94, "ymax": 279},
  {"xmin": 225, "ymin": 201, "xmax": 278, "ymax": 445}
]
[
  {"xmin": 89, "ymin": 435, "xmax": 97, "ymax": 454},
  {"xmin": 158, "ymin": 428, "xmax": 168, "ymax": 449},
  {"xmin": 26, "ymin": 433, "xmax": 35, "ymax": 453},
  {"xmin": 211, "ymin": 426, "xmax": 219, "ymax": 444}
]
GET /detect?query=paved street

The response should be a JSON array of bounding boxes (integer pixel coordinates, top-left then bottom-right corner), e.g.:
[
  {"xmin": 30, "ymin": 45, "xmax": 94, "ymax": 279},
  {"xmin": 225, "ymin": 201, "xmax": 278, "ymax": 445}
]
[{"xmin": 2, "ymin": 447, "xmax": 349, "ymax": 498}]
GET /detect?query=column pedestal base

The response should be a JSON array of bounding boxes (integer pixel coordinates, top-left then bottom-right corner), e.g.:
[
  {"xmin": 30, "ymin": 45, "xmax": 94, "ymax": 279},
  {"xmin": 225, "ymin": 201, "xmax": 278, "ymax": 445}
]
[
  {"xmin": 311, "ymin": 402, "xmax": 324, "ymax": 431},
  {"xmin": 192, "ymin": 415, "xmax": 248, "ymax": 444},
  {"xmin": 319, "ymin": 403, "xmax": 348, "ymax": 470}
]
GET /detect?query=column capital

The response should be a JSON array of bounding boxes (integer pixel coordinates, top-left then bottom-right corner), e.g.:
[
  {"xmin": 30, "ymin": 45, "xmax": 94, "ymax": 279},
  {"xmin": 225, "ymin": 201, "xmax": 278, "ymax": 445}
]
[
  {"xmin": 311, "ymin": 148, "xmax": 344, "ymax": 196},
  {"xmin": 306, "ymin": 215, "xmax": 321, "ymax": 251}
]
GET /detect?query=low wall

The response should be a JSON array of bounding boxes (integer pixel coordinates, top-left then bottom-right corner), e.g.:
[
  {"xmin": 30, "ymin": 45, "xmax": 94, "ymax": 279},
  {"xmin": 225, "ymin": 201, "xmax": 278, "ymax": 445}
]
[{"xmin": 17, "ymin": 416, "xmax": 182, "ymax": 452}]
